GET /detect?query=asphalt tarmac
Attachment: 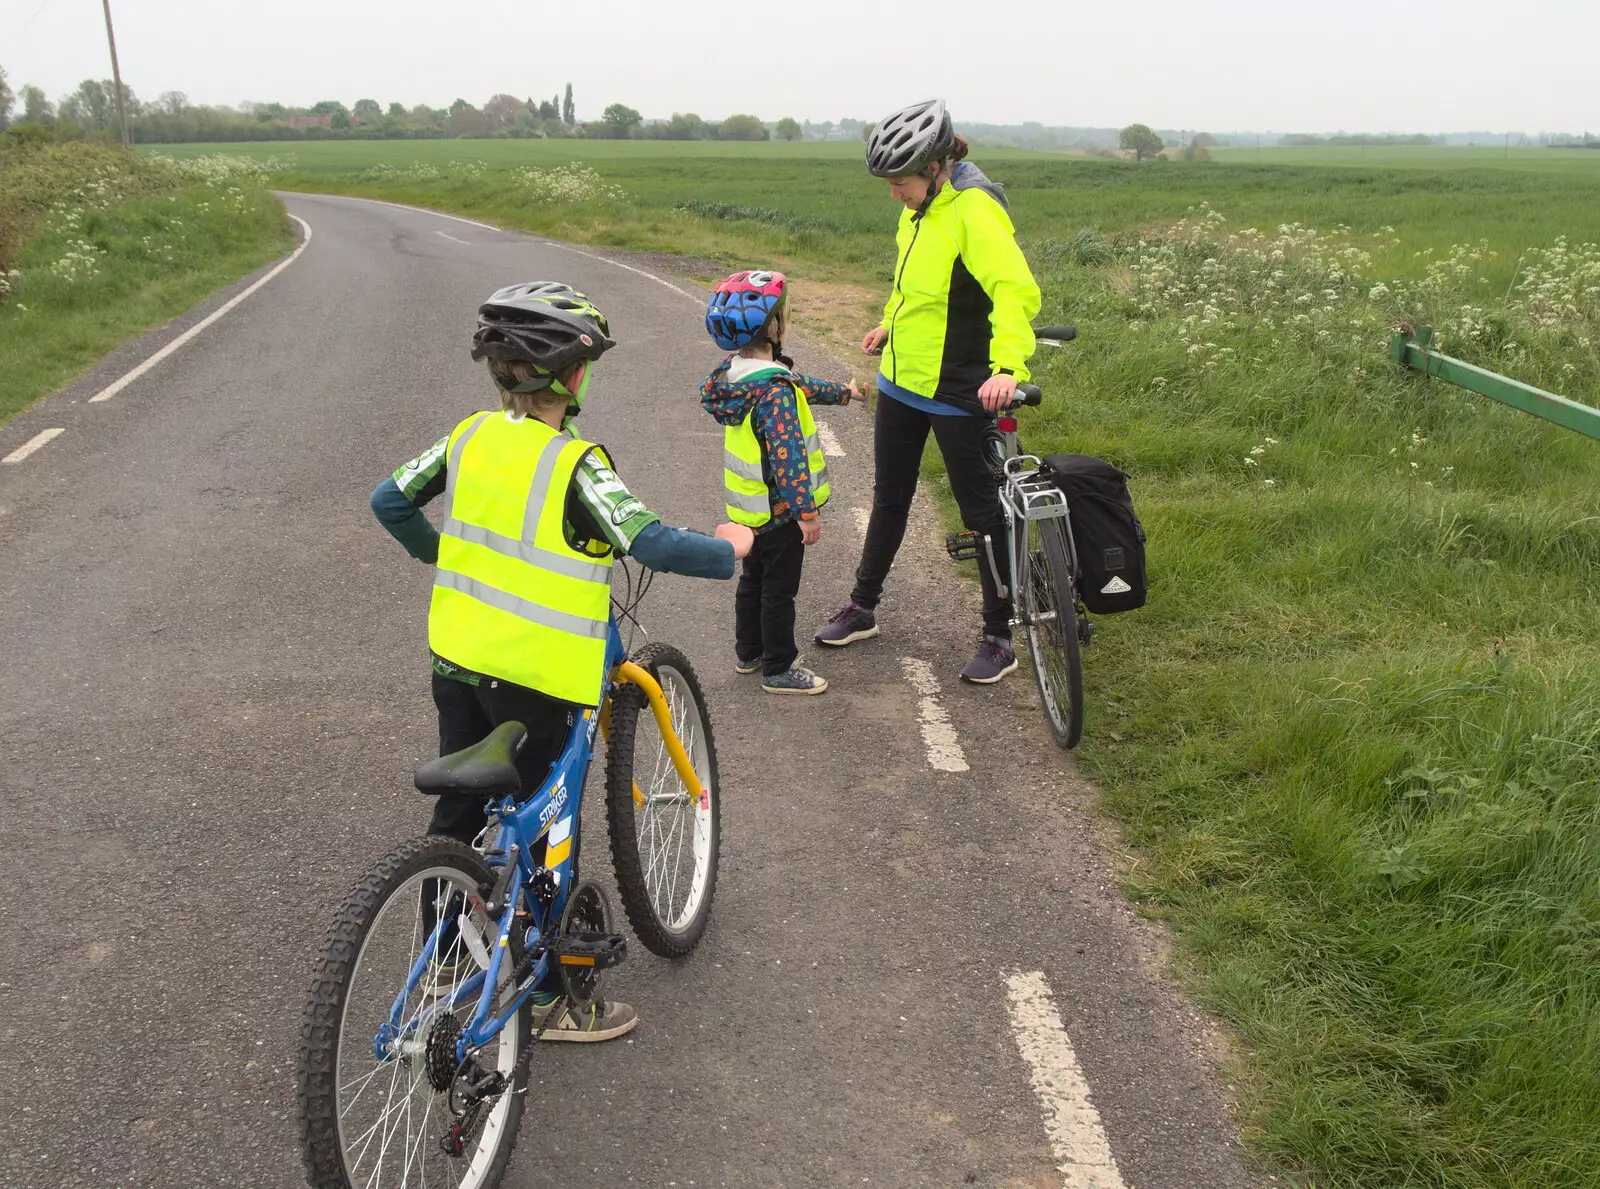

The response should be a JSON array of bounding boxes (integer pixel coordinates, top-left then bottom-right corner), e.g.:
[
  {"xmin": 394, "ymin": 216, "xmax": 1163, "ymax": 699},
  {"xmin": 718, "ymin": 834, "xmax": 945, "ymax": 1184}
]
[{"xmin": 0, "ymin": 193, "xmax": 1261, "ymax": 1189}]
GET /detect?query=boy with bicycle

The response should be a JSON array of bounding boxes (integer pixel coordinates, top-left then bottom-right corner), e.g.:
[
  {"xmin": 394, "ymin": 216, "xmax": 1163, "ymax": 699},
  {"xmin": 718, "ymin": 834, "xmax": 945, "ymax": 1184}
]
[{"xmin": 371, "ymin": 281, "xmax": 753, "ymax": 1040}]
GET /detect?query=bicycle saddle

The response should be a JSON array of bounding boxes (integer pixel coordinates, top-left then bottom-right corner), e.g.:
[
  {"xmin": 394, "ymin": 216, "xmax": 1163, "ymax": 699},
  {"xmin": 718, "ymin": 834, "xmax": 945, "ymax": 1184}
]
[{"xmin": 413, "ymin": 720, "xmax": 527, "ymax": 798}]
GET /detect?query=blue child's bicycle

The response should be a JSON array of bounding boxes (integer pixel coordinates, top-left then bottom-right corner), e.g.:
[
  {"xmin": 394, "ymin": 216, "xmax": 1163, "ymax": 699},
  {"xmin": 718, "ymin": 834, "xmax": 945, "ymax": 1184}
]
[{"xmin": 297, "ymin": 565, "xmax": 718, "ymax": 1189}]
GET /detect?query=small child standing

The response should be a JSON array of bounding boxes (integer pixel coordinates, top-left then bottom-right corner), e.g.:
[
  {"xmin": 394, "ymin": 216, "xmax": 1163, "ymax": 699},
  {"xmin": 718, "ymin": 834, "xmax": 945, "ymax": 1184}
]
[{"xmin": 700, "ymin": 271, "xmax": 862, "ymax": 694}]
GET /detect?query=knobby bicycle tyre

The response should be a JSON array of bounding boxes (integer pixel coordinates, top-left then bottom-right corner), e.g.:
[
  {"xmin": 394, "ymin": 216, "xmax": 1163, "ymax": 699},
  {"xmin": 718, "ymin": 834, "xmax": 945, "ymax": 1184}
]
[
  {"xmin": 605, "ymin": 642, "xmax": 721, "ymax": 958},
  {"xmin": 1023, "ymin": 515, "xmax": 1085, "ymax": 749},
  {"xmin": 299, "ymin": 835, "xmax": 530, "ymax": 1189}
]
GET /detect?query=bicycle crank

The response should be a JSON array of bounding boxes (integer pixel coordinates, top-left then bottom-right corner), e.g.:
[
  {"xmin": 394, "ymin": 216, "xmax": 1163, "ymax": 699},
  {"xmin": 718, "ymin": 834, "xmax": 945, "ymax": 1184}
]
[{"xmin": 944, "ymin": 531, "xmax": 1010, "ymax": 598}]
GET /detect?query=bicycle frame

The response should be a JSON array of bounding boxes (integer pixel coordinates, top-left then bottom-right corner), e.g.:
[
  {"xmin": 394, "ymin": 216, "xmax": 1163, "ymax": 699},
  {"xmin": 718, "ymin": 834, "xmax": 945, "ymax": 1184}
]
[
  {"xmin": 375, "ymin": 613, "xmax": 708, "ymax": 1066},
  {"xmin": 995, "ymin": 451, "xmax": 1077, "ymax": 628}
]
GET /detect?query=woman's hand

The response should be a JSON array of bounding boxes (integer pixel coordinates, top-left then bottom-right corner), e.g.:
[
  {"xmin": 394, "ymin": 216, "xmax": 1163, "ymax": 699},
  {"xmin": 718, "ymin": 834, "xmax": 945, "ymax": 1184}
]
[
  {"xmin": 714, "ymin": 522, "xmax": 755, "ymax": 559},
  {"xmin": 861, "ymin": 327, "xmax": 888, "ymax": 356},
  {"xmin": 799, "ymin": 516, "xmax": 822, "ymax": 545},
  {"xmin": 978, "ymin": 373, "xmax": 1019, "ymax": 412}
]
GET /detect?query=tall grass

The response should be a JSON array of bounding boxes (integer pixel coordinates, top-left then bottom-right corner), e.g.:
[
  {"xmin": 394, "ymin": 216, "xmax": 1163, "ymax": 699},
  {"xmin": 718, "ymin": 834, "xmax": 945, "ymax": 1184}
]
[
  {"xmin": 138, "ymin": 138, "xmax": 1600, "ymax": 1186},
  {"xmin": 0, "ymin": 144, "xmax": 294, "ymax": 424},
  {"xmin": 1025, "ymin": 209, "xmax": 1600, "ymax": 1187}
]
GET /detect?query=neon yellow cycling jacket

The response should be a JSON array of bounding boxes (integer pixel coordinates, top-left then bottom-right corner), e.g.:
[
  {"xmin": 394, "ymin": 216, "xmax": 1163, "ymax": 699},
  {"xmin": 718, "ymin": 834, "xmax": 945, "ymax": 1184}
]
[{"xmin": 878, "ymin": 164, "xmax": 1042, "ymax": 405}]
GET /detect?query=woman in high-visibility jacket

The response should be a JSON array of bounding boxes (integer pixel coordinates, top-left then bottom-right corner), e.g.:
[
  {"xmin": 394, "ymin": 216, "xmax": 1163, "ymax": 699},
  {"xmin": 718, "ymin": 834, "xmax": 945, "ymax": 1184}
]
[{"xmin": 814, "ymin": 99, "xmax": 1042, "ymax": 684}]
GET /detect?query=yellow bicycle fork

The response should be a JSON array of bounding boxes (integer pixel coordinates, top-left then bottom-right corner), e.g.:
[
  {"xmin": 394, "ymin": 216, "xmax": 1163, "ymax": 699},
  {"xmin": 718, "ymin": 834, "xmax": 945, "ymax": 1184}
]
[{"xmin": 599, "ymin": 661, "xmax": 704, "ymax": 809}]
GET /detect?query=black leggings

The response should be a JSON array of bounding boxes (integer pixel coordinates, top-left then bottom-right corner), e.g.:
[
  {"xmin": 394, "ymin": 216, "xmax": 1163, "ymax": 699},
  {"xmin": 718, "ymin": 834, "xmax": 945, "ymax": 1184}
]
[
  {"xmin": 427, "ymin": 672, "xmax": 572, "ymax": 845},
  {"xmin": 851, "ymin": 394, "xmax": 1012, "ymax": 638}
]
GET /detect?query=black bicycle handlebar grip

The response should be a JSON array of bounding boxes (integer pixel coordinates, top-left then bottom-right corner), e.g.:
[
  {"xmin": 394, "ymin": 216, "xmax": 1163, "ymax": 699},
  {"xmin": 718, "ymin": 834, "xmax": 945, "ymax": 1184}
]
[
  {"xmin": 1033, "ymin": 324, "xmax": 1077, "ymax": 343},
  {"xmin": 1015, "ymin": 384, "xmax": 1043, "ymax": 407}
]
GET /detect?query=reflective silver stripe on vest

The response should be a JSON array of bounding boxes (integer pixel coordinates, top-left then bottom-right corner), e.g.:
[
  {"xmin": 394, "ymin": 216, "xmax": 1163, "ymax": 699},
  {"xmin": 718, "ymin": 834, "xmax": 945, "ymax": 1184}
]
[
  {"xmin": 726, "ymin": 489, "xmax": 771, "ymax": 516},
  {"xmin": 442, "ymin": 412, "xmax": 493, "ymax": 514},
  {"xmin": 521, "ymin": 434, "xmax": 569, "ymax": 539},
  {"xmin": 442, "ymin": 519, "xmax": 611, "ymax": 583},
  {"xmin": 433, "ymin": 569, "xmax": 610, "ymax": 640},
  {"xmin": 722, "ymin": 450, "xmax": 765, "ymax": 483},
  {"xmin": 804, "ymin": 432, "xmax": 830, "ymax": 488}
]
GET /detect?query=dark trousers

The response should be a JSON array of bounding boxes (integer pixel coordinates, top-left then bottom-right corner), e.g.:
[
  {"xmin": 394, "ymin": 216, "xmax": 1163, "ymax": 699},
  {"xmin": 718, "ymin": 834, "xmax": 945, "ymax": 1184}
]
[
  {"xmin": 735, "ymin": 519, "xmax": 806, "ymax": 676},
  {"xmin": 428, "ymin": 671, "xmax": 573, "ymax": 845},
  {"xmin": 852, "ymin": 394, "xmax": 1013, "ymax": 638},
  {"xmin": 424, "ymin": 673, "xmax": 573, "ymax": 992}
]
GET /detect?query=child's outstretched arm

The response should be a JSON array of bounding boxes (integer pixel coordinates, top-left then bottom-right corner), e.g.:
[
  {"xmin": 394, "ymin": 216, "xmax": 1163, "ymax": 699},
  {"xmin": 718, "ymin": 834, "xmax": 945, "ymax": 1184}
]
[
  {"xmin": 370, "ymin": 436, "xmax": 448, "ymax": 563},
  {"xmin": 794, "ymin": 374, "xmax": 863, "ymax": 407},
  {"xmin": 573, "ymin": 450, "xmax": 746, "ymax": 577}
]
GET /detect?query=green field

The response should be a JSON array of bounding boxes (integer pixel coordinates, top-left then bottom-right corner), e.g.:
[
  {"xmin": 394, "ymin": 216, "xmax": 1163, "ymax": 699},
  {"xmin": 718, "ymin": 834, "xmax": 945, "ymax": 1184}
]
[
  {"xmin": 1212, "ymin": 144, "xmax": 1600, "ymax": 172},
  {"xmin": 146, "ymin": 138, "xmax": 1600, "ymax": 286},
  {"xmin": 141, "ymin": 140, "xmax": 1600, "ymax": 1188}
]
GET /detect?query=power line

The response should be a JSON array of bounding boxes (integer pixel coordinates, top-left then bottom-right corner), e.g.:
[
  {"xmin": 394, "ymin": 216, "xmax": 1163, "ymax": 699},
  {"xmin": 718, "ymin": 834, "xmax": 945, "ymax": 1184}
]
[{"xmin": 0, "ymin": 0, "xmax": 58, "ymax": 45}]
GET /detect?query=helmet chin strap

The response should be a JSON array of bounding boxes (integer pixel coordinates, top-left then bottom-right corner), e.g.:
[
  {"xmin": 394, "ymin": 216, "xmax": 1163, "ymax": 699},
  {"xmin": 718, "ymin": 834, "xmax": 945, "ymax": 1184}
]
[
  {"xmin": 912, "ymin": 160, "xmax": 948, "ymax": 220},
  {"xmin": 553, "ymin": 365, "xmax": 594, "ymax": 428}
]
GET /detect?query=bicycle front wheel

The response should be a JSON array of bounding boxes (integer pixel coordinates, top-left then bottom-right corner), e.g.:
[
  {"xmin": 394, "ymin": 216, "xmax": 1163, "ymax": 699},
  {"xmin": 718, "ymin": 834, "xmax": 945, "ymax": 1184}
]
[
  {"xmin": 299, "ymin": 836, "xmax": 529, "ymax": 1189},
  {"xmin": 1022, "ymin": 515, "xmax": 1085, "ymax": 749},
  {"xmin": 605, "ymin": 642, "xmax": 721, "ymax": 958}
]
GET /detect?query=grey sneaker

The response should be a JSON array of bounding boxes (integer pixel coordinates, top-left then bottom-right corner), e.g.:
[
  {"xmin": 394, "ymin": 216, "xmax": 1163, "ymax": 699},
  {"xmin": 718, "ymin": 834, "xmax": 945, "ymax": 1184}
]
[
  {"xmin": 533, "ymin": 995, "xmax": 638, "ymax": 1043},
  {"xmin": 814, "ymin": 601, "xmax": 879, "ymax": 647},
  {"xmin": 734, "ymin": 654, "xmax": 762, "ymax": 675},
  {"xmin": 960, "ymin": 635, "xmax": 1018, "ymax": 684},
  {"xmin": 761, "ymin": 666, "xmax": 829, "ymax": 695}
]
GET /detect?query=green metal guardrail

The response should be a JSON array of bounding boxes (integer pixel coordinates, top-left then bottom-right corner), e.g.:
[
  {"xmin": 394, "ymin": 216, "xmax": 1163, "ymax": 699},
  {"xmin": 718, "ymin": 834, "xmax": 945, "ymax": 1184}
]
[{"xmin": 1391, "ymin": 324, "xmax": 1600, "ymax": 440}]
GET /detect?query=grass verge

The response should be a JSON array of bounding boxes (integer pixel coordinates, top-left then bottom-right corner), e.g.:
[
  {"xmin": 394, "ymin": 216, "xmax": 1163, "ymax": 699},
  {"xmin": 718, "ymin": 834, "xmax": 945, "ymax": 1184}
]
[
  {"xmin": 0, "ymin": 144, "xmax": 296, "ymax": 426},
  {"xmin": 149, "ymin": 141, "xmax": 1600, "ymax": 1187}
]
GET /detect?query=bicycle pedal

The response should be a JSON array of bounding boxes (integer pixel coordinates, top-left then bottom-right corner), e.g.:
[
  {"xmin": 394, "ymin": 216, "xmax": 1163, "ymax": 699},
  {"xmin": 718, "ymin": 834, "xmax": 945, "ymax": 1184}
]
[
  {"xmin": 553, "ymin": 931, "xmax": 628, "ymax": 970},
  {"xmin": 945, "ymin": 531, "xmax": 980, "ymax": 561}
]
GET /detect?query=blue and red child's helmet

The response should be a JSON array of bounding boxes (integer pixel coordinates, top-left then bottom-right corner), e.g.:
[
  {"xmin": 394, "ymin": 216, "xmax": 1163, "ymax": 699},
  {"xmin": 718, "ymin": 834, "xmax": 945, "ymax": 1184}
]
[{"xmin": 705, "ymin": 270, "xmax": 788, "ymax": 351}]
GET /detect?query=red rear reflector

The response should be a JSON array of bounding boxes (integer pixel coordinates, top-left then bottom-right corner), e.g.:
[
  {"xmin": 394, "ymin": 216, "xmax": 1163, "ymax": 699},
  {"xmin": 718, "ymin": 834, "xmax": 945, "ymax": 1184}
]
[{"xmin": 997, "ymin": 416, "xmax": 1018, "ymax": 432}]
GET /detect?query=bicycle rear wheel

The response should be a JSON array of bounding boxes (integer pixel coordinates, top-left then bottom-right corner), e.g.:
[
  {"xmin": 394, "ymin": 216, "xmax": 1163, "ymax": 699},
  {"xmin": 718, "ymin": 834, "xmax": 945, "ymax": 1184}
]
[
  {"xmin": 605, "ymin": 642, "xmax": 721, "ymax": 958},
  {"xmin": 299, "ymin": 836, "xmax": 529, "ymax": 1189},
  {"xmin": 1022, "ymin": 515, "xmax": 1085, "ymax": 749}
]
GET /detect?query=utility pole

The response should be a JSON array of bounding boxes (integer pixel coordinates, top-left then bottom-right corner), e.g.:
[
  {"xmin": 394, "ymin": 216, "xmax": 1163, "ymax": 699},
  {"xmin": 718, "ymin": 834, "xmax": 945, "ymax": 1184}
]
[{"xmin": 100, "ymin": 0, "xmax": 131, "ymax": 147}]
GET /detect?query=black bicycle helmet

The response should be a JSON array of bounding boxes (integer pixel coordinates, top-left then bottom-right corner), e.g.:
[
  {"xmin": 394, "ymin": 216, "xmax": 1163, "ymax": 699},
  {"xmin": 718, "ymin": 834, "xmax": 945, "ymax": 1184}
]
[
  {"xmin": 866, "ymin": 99, "xmax": 957, "ymax": 178},
  {"xmin": 470, "ymin": 282, "xmax": 616, "ymax": 383}
]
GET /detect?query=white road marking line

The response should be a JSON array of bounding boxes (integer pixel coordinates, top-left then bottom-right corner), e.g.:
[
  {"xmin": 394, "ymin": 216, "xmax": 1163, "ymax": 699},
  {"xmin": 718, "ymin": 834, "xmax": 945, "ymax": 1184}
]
[
  {"xmin": 815, "ymin": 421, "xmax": 845, "ymax": 458},
  {"xmin": 289, "ymin": 192, "xmax": 502, "ymax": 232},
  {"xmin": 1004, "ymin": 971, "xmax": 1131, "ymax": 1189},
  {"xmin": 435, "ymin": 230, "xmax": 470, "ymax": 245},
  {"xmin": 282, "ymin": 192, "xmax": 701, "ymax": 304},
  {"xmin": 533, "ymin": 238, "xmax": 698, "ymax": 303},
  {"xmin": 89, "ymin": 215, "xmax": 313, "ymax": 404},
  {"xmin": 2, "ymin": 428, "xmax": 66, "ymax": 465},
  {"xmin": 899, "ymin": 657, "xmax": 969, "ymax": 772},
  {"xmin": 851, "ymin": 506, "xmax": 871, "ymax": 537}
]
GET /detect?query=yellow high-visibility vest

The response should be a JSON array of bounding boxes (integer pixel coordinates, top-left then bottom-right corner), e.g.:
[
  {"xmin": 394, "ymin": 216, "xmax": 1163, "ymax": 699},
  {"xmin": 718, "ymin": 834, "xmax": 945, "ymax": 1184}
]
[
  {"xmin": 428, "ymin": 411, "xmax": 614, "ymax": 707},
  {"xmin": 722, "ymin": 376, "xmax": 831, "ymax": 527}
]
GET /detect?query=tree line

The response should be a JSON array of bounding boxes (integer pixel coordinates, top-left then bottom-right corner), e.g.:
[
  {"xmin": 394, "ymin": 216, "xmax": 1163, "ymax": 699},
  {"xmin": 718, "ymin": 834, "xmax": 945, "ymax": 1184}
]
[
  {"xmin": 0, "ymin": 67, "xmax": 817, "ymax": 146},
  {"xmin": 0, "ymin": 70, "xmax": 592, "ymax": 143}
]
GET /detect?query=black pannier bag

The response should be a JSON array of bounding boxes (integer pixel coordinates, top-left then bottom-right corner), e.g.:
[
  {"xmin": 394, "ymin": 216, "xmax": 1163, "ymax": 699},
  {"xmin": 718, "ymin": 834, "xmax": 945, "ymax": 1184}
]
[{"xmin": 1041, "ymin": 454, "xmax": 1147, "ymax": 614}]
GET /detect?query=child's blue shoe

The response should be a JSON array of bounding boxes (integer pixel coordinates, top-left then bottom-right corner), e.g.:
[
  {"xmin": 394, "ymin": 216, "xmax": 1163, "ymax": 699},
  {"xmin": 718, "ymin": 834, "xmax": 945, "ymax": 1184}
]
[
  {"xmin": 734, "ymin": 654, "xmax": 762, "ymax": 675},
  {"xmin": 761, "ymin": 666, "xmax": 828, "ymax": 695}
]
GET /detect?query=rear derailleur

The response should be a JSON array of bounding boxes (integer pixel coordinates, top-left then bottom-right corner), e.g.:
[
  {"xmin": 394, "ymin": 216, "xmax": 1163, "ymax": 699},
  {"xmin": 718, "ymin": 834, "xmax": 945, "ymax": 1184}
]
[{"xmin": 439, "ymin": 1057, "xmax": 507, "ymax": 1158}]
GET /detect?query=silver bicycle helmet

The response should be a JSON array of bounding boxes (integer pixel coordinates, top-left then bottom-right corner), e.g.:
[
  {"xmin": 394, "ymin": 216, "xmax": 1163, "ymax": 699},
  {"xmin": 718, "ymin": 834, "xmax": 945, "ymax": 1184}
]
[
  {"xmin": 470, "ymin": 282, "xmax": 615, "ymax": 378},
  {"xmin": 866, "ymin": 99, "xmax": 957, "ymax": 178}
]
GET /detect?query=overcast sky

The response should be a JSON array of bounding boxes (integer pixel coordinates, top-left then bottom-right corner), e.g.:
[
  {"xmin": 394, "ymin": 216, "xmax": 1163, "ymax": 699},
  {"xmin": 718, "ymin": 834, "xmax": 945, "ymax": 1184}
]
[{"xmin": 3, "ymin": 0, "xmax": 1597, "ymax": 133}]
